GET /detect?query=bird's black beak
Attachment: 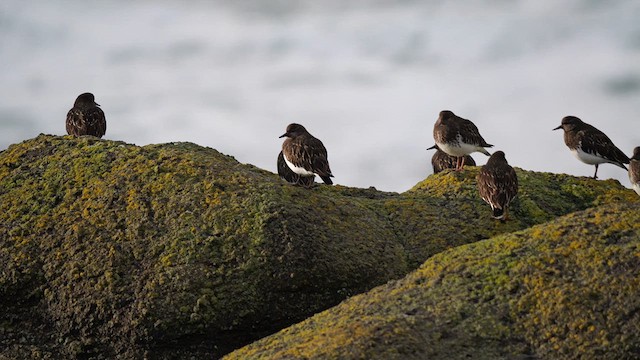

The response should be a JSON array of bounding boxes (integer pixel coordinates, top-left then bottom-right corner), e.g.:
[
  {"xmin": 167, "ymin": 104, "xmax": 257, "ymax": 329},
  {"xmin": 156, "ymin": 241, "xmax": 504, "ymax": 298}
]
[
  {"xmin": 95, "ymin": 102, "xmax": 101, "ymax": 107},
  {"xmin": 553, "ymin": 125, "xmax": 562, "ymax": 131},
  {"xmin": 279, "ymin": 133, "xmax": 288, "ymax": 138},
  {"xmin": 426, "ymin": 145, "xmax": 437, "ymax": 150}
]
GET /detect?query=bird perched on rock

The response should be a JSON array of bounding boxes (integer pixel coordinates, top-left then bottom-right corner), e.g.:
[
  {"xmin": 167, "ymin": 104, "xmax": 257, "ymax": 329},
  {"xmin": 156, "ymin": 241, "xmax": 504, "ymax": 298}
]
[
  {"xmin": 477, "ymin": 151, "xmax": 518, "ymax": 221},
  {"xmin": 277, "ymin": 151, "xmax": 315, "ymax": 187},
  {"xmin": 553, "ymin": 116, "xmax": 629, "ymax": 179},
  {"xmin": 433, "ymin": 110, "xmax": 492, "ymax": 171},
  {"xmin": 629, "ymin": 147, "xmax": 640, "ymax": 196},
  {"xmin": 66, "ymin": 92, "xmax": 106, "ymax": 138},
  {"xmin": 279, "ymin": 123, "xmax": 333, "ymax": 185},
  {"xmin": 427, "ymin": 144, "xmax": 476, "ymax": 174}
]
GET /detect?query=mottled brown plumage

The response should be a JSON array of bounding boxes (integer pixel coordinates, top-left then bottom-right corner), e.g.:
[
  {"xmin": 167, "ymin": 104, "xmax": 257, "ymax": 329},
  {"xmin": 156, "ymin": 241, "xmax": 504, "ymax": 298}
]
[
  {"xmin": 433, "ymin": 110, "xmax": 492, "ymax": 171},
  {"xmin": 277, "ymin": 151, "xmax": 315, "ymax": 187},
  {"xmin": 553, "ymin": 116, "xmax": 629, "ymax": 179},
  {"xmin": 279, "ymin": 123, "xmax": 333, "ymax": 185},
  {"xmin": 629, "ymin": 147, "xmax": 640, "ymax": 196},
  {"xmin": 477, "ymin": 151, "xmax": 518, "ymax": 221},
  {"xmin": 66, "ymin": 93, "xmax": 106, "ymax": 138},
  {"xmin": 427, "ymin": 144, "xmax": 476, "ymax": 174}
]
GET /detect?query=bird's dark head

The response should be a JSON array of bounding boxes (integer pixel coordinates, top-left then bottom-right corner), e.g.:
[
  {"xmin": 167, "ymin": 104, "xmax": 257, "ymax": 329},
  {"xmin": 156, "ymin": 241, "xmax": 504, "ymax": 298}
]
[
  {"xmin": 437, "ymin": 110, "xmax": 456, "ymax": 124},
  {"xmin": 632, "ymin": 146, "xmax": 640, "ymax": 160},
  {"xmin": 487, "ymin": 150, "xmax": 507, "ymax": 165},
  {"xmin": 74, "ymin": 92, "xmax": 99, "ymax": 107},
  {"xmin": 279, "ymin": 123, "xmax": 307, "ymax": 138},
  {"xmin": 553, "ymin": 116, "xmax": 582, "ymax": 132}
]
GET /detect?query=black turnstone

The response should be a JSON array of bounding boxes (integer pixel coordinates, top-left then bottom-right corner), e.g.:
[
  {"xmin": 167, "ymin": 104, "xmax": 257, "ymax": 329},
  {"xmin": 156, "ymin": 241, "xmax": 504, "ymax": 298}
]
[
  {"xmin": 427, "ymin": 144, "xmax": 476, "ymax": 174},
  {"xmin": 553, "ymin": 116, "xmax": 629, "ymax": 179},
  {"xmin": 433, "ymin": 110, "xmax": 492, "ymax": 170},
  {"xmin": 277, "ymin": 151, "xmax": 315, "ymax": 187},
  {"xmin": 477, "ymin": 151, "xmax": 518, "ymax": 221},
  {"xmin": 66, "ymin": 92, "xmax": 106, "ymax": 138},
  {"xmin": 629, "ymin": 147, "xmax": 640, "ymax": 196},
  {"xmin": 279, "ymin": 123, "xmax": 334, "ymax": 185}
]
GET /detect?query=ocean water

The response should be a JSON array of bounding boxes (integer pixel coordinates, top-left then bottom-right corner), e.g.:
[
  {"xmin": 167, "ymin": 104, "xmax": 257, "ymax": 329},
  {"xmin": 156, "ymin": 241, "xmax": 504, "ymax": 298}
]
[{"xmin": 1, "ymin": 0, "xmax": 639, "ymax": 192}]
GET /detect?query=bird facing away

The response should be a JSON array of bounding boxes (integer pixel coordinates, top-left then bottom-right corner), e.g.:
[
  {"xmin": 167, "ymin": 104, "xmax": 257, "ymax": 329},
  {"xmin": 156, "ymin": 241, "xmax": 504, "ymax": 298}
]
[
  {"xmin": 477, "ymin": 151, "xmax": 518, "ymax": 221},
  {"xmin": 553, "ymin": 116, "xmax": 629, "ymax": 179},
  {"xmin": 279, "ymin": 123, "xmax": 334, "ymax": 185},
  {"xmin": 433, "ymin": 110, "xmax": 492, "ymax": 171},
  {"xmin": 629, "ymin": 147, "xmax": 640, "ymax": 196},
  {"xmin": 277, "ymin": 151, "xmax": 315, "ymax": 187},
  {"xmin": 66, "ymin": 92, "xmax": 106, "ymax": 138},
  {"xmin": 427, "ymin": 144, "xmax": 476, "ymax": 174}
]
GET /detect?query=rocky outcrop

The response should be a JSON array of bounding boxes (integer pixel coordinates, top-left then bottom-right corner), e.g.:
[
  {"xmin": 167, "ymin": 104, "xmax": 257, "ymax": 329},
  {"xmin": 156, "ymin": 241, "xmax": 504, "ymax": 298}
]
[
  {"xmin": 0, "ymin": 135, "xmax": 636, "ymax": 358},
  {"xmin": 226, "ymin": 202, "xmax": 640, "ymax": 359}
]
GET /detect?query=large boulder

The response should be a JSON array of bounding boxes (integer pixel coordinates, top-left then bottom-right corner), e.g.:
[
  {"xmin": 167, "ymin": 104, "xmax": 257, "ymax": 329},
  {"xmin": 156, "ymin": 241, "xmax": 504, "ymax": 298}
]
[
  {"xmin": 226, "ymin": 202, "xmax": 640, "ymax": 359},
  {"xmin": 0, "ymin": 135, "xmax": 636, "ymax": 358}
]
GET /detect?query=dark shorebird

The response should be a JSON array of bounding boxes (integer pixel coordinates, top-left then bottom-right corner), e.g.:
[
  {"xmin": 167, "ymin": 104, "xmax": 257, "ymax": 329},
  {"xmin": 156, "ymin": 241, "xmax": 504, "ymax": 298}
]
[
  {"xmin": 66, "ymin": 93, "xmax": 106, "ymax": 138},
  {"xmin": 277, "ymin": 151, "xmax": 315, "ymax": 187},
  {"xmin": 553, "ymin": 116, "xmax": 629, "ymax": 179},
  {"xmin": 477, "ymin": 151, "xmax": 518, "ymax": 221},
  {"xmin": 427, "ymin": 144, "xmax": 476, "ymax": 174},
  {"xmin": 630, "ymin": 147, "xmax": 640, "ymax": 196},
  {"xmin": 433, "ymin": 110, "xmax": 492, "ymax": 170},
  {"xmin": 279, "ymin": 123, "xmax": 334, "ymax": 185}
]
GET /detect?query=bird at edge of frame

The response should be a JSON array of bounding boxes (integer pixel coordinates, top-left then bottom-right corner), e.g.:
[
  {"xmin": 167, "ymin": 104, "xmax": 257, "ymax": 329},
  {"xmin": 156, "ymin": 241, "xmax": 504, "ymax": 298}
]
[{"xmin": 629, "ymin": 146, "xmax": 640, "ymax": 196}]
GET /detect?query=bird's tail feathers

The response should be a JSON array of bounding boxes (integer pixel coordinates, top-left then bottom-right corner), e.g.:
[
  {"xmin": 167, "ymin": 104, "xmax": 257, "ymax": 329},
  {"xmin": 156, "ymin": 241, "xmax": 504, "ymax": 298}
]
[
  {"xmin": 492, "ymin": 207, "xmax": 506, "ymax": 220},
  {"xmin": 320, "ymin": 175, "xmax": 333, "ymax": 185},
  {"xmin": 613, "ymin": 161, "xmax": 629, "ymax": 171}
]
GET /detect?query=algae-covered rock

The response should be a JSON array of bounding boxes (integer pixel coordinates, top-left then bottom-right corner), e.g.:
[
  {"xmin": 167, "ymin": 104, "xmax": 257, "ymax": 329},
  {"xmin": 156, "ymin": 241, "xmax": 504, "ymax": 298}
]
[
  {"xmin": 226, "ymin": 202, "xmax": 640, "ymax": 360},
  {"xmin": 391, "ymin": 166, "xmax": 636, "ymax": 267},
  {"xmin": 0, "ymin": 135, "xmax": 403, "ymax": 358},
  {"xmin": 0, "ymin": 135, "xmax": 636, "ymax": 358}
]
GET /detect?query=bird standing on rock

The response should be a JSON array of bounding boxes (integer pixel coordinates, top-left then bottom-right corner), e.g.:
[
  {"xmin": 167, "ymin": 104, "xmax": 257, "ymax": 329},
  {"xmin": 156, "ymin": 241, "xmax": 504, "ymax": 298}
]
[
  {"xmin": 477, "ymin": 151, "xmax": 518, "ymax": 221},
  {"xmin": 427, "ymin": 144, "xmax": 476, "ymax": 174},
  {"xmin": 66, "ymin": 92, "xmax": 106, "ymax": 138},
  {"xmin": 279, "ymin": 123, "xmax": 334, "ymax": 186},
  {"xmin": 553, "ymin": 116, "xmax": 629, "ymax": 179},
  {"xmin": 629, "ymin": 147, "xmax": 640, "ymax": 196},
  {"xmin": 433, "ymin": 110, "xmax": 492, "ymax": 171}
]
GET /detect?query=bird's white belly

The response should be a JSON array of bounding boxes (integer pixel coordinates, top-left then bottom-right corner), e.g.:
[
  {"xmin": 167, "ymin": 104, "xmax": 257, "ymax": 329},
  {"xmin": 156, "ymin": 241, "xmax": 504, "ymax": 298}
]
[
  {"xmin": 284, "ymin": 156, "xmax": 315, "ymax": 176},
  {"xmin": 437, "ymin": 140, "xmax": 478, "ymax": 157},
  {"xmin": 571, "ymin": 147, "xmax": 607, "ymax": 165},
  {"xmin": 631, "ymin": 180, "xmax": 640, "ymax": 196}
]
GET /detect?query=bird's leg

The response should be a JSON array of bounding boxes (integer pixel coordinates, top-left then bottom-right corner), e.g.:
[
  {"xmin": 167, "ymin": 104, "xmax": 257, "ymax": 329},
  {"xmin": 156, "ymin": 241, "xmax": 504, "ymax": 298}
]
[
  {"xmin": 593, "ymin": 164, "xmax": 599, "ymax": 179},
  {"xmin": 460, "ymin": 156, "xmax": 466, "ymax": 170},
  {"xmin": 455, "ymin": 157, "xmax": 462, "ymax": 171}
]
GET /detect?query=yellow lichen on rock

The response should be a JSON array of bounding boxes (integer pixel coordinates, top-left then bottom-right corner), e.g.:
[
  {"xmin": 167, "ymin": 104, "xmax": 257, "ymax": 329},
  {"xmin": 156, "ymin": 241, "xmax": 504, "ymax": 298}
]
[
  {"xmin": 0, "ymin": 135, "xmax": 637, "ymax": 358},
  {"xmin": 226, "ymin": 203, "xmax": 640, "ymax": 360}
]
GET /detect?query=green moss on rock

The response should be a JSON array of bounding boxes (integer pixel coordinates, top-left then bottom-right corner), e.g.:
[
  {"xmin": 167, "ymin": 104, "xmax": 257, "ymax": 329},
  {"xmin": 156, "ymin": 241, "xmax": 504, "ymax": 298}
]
[
  {"xmin": 391, "ymin": 167, "xmax": 636, "ymax": 267},
  {"xmin": 0, "ymin": 135, "xmax": 636, "ymax": 358},
  {"xmin": 0, "ymin": 136, "xmax": 404, "ymax": 358},
  {"xmin": 226, "ymin": 202, "xmax": 640, "ymax": 360}
]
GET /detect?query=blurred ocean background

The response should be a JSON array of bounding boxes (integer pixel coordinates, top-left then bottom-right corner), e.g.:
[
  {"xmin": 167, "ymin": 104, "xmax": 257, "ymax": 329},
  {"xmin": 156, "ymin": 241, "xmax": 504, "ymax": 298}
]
[{"xmin": 1, "ymin": 0, "xmax": 639, "ymax": 192}]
